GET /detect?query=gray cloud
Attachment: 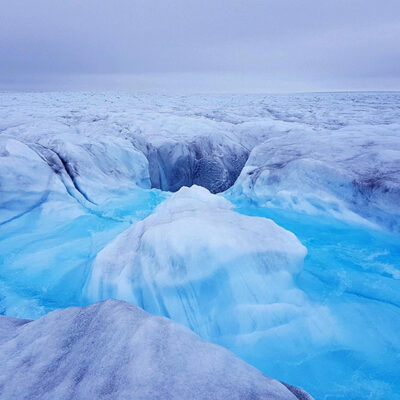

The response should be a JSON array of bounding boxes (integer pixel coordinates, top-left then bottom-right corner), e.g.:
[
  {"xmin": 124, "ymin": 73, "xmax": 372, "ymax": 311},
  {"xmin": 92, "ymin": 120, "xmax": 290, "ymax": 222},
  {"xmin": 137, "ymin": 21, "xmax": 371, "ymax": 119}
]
[{"xmin": 1, "ymin": 0, "xmax": 399, "ymax": 92}]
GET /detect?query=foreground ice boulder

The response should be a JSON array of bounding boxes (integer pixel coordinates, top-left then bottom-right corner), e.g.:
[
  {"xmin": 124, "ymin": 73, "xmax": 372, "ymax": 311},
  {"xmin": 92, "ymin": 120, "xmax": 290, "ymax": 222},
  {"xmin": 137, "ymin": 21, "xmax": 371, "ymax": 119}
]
[
  {"xmin": 230, "ymin": 125, "xmax": 400, "ymax": 231},
  {"xmin": 0, "ymin": 299, "xmax": 312, "ymax": 400},
  {"xmin": 85, "ymin": 186, "xmax": 333, "ymax": 351}
]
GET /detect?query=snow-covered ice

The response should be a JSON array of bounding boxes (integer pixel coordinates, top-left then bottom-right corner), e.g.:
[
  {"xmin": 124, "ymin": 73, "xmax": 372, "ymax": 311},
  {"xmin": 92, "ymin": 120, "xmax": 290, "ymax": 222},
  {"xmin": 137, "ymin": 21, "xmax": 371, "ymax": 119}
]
[
  {"xmin": 1, "ymin": 91, "xmax": 400, "ymax": 399},
  {"xmin": 0, "ymin": 299, "xmax": 312, "ymax": 400}
]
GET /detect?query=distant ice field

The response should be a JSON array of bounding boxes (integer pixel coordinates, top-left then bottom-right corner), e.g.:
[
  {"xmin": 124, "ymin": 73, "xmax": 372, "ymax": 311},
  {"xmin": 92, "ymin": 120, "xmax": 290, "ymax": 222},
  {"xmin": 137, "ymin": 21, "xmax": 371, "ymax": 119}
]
[{"xmin": 0, "ymin": 91, "xmax": 399, "ymax": 399}]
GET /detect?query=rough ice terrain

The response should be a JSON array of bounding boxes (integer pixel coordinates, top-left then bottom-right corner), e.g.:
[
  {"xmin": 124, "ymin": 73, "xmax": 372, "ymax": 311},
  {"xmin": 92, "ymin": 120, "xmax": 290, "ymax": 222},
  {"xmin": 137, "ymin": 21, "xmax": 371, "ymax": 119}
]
[
  {"xmin": 0, "ymin": 299, "xmax": 312, "ymax": 400},
  {"xmin": 229, "ymin": 123, "xmax": 400, "ymax": 231},
  {"xmin": 1, "ymin": 91, "xmax": 400, "ymax": 399}
]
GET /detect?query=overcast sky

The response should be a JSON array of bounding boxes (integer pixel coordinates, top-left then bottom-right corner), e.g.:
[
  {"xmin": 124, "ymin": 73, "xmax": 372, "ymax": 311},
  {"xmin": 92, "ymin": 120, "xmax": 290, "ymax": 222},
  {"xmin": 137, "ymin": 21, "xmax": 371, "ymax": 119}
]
[{"xmin": 1, "ymin": 0, "xmax": 399, "ymax": 92}]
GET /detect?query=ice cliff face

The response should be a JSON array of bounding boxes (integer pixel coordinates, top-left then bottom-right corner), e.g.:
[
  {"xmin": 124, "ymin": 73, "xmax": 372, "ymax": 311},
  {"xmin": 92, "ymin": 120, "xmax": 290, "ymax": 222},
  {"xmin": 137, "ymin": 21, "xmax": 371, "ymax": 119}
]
[
  {"xmin": 0, "ymin": 299, "xmax": 312, "ymax": 400},
  {"xmin": 132, "ymin": 128, "xmax": 249, "ymax": 193}
]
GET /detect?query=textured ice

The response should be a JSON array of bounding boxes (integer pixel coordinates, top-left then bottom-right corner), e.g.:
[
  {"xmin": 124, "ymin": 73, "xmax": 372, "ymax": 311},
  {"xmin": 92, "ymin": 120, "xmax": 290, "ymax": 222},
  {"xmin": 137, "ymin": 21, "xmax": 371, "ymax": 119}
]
[
  {"xmin": 86, "ymin": 186, "xmax": 331, "ymax": 350},
  {"xmin": 0, "ymin": 130, "xmax": 150, "ymax": 217},
  {"xmin": 1, "ymin": 92, "xmax": 400, "ymax": 399},
  {"xmin": 2, "ymin": 92, "xmax": 400, "ymax": 226},
  {"xmin": 131, "ymin": 119, "xmax": 248, "ymax": 193},
  {"xmin": 0, "ymin": 136, "xmax": 70, "ymax": 224},
  {"xmin": 0, "ymin": 130, "xmax": 165, "ymax": 318},
  {"xmin": 0, "ymin": 299, "xmax": 312, "ymax": 400},
  {"xmin": 230, "ymin": 123, "xmax": 400, "ymax": 231}
]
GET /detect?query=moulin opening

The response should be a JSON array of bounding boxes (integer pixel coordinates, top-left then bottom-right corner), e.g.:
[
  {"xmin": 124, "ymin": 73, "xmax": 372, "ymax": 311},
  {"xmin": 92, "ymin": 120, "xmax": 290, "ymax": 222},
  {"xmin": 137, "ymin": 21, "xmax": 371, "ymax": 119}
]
[{"xmin": 132, "ymin": 138, "xmax": 250, "ymax": 194}]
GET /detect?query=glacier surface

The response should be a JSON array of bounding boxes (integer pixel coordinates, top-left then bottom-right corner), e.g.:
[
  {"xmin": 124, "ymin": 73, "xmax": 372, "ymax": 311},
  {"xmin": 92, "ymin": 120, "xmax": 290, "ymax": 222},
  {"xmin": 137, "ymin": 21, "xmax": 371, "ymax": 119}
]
[{"xmin": 0, "ymin": 92, "xmax": 400, "ymax": 399}]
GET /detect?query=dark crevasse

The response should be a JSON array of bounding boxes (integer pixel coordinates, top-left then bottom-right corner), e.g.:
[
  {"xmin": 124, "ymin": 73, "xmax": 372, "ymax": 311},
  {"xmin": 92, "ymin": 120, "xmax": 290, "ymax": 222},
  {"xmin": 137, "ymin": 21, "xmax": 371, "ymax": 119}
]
[{"xmin": 131, "ymin": 136, "xmax": 250, "ymax": 193}]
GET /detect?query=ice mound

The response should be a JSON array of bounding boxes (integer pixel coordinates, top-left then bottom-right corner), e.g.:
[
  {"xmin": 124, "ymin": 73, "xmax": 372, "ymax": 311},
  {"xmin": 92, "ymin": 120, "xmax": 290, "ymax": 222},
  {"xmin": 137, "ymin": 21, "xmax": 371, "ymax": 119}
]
[
  {"xmin": 0, "ymin": 299, "xmax": 312, "ymax": 400},
  {"xmin": 85, "ymin": 186, "xmax": 334, "ymax": 350},
  {"xmin": 0, "ymin": 132, "xmax": 150, "ymax": 208},
  {"xmin": 31, "ymin": 134, "xmax": 151, "ymax": 202},
  {"xmin": 230, "ymin": 125, "xmax": 400, "ymax": 231}
]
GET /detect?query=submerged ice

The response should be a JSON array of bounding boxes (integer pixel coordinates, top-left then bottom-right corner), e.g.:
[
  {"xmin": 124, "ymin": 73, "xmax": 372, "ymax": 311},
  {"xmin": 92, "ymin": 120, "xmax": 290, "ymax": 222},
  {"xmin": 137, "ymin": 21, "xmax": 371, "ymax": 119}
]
[{"xmin": 1, "ymin": 92, "xmax": 400, "ymax": 399}]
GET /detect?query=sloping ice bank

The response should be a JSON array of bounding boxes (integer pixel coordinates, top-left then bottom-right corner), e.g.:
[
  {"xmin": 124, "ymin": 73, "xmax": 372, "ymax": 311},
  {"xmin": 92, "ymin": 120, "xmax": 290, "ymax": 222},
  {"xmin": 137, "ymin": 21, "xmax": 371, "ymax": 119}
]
[{"xmin": 0, "ymin": 299, "xmax": 312, "ymax": 400}]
